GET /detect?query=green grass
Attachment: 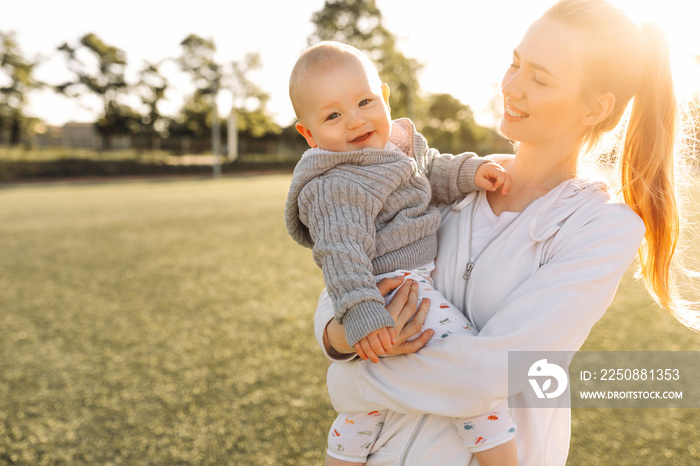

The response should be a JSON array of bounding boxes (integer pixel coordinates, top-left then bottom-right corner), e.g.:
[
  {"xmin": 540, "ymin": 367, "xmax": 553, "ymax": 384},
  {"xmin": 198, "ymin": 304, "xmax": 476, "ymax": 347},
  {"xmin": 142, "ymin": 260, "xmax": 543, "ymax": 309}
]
[{"xmin": 1, "ymin": 174, "xmax": 699, "ymax": 465}]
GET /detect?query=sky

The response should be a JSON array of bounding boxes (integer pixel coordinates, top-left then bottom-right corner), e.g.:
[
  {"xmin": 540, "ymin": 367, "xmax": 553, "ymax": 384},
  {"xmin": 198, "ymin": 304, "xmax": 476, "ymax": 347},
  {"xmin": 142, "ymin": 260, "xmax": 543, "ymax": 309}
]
[{"xmin": 2, "ymin": 0, "xmax": 699, "ymax": 129}]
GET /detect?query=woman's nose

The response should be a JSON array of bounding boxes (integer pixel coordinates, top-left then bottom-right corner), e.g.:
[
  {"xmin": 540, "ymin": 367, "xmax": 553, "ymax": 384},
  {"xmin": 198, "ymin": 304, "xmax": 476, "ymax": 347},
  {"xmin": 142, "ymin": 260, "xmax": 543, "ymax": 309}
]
[{"xmin": 501, "ymin": 70, "xmax": 524, "ymax": 101}]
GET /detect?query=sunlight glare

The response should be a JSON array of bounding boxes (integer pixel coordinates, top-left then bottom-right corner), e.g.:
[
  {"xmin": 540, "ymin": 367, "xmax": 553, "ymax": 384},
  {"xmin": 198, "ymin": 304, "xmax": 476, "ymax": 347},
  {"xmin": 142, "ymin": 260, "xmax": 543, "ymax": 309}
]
[{"xmin": 610, "ymin": 0, "xmax": 700, "ymax": 101}]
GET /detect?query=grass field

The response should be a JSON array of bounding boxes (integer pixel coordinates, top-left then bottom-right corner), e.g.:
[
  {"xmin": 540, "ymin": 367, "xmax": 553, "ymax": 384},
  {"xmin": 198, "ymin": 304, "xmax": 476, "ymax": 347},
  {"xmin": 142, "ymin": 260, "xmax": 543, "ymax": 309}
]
[{"xmin": 1, "ymin": 173, "xmax": 699, "ymax": 465}]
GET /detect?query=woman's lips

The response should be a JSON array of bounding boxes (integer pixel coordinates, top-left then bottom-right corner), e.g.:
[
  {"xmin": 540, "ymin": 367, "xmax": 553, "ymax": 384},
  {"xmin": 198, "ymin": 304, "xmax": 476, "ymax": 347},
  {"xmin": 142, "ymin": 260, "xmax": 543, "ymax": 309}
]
[{"xmin": 504, "ymin": 105, "xmax": 529, "ymax": 122}]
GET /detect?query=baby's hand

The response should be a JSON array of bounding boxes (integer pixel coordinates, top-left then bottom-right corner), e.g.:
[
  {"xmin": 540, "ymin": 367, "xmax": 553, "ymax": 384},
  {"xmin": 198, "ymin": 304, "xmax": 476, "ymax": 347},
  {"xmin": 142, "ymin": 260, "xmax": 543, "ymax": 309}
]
[
  {"xmin": 354, "ymin": 327, "xmax": 396, "ymax": 364},
  {"xmin": 475, "ymin": 162, "xmax": 511, "ymax": 195}
]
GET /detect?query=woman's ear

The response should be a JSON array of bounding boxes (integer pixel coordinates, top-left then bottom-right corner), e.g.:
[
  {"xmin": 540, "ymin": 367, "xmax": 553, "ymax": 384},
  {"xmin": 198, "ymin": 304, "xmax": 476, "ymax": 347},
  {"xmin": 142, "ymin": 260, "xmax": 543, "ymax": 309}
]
[
  {"xmin": 581, "ymin": 92, "xmax": 615, "ymax": 126},
  {"xmin": 295, "ymin": 121, "xmax": 318, "ymax": 148}
]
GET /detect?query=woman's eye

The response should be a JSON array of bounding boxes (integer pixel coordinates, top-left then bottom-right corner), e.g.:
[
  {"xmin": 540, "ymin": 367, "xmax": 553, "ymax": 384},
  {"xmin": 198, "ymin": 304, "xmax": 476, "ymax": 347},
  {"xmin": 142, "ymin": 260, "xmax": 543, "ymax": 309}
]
[
  {"xmin": 327, "ymin": 112, "xmax": 340, "ymax": 121},
  {"xmin": 509, "ymin": 63, "xmax": 520, "ymax": 70},
  {"xmin": 534, "ymin": 76, "xmax": 547, "ymax": 86}
]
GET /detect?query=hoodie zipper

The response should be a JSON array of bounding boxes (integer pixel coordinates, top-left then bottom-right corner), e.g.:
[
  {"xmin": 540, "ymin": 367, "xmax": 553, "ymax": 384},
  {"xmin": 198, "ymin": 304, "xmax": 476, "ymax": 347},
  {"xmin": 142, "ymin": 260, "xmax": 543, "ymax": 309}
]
[
  {"xmin": 463, "ymin": 195, "xmax": 529, "ymax": 281},
  {"xmin": 398, "ymin": 414, "xmax": 428, "ymax": 466},
  {"xmin": 395, "ymin": 190, "xmax": 557, "ymax": 464},
  {"xmin": 463, "ymin": 194, "xmax": 540, "ymax": 309}
]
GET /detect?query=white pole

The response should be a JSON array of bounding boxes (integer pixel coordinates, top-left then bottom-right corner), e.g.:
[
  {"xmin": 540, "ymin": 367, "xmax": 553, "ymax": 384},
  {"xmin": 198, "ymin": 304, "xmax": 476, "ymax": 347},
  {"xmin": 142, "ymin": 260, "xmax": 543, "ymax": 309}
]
[
  {"xmin": 212, "ymin": 99, "xmax": 221, "ymax": 178},
  {"xmin": 228, "ymin": 103, "xmax": 238, "ymax": 162}
]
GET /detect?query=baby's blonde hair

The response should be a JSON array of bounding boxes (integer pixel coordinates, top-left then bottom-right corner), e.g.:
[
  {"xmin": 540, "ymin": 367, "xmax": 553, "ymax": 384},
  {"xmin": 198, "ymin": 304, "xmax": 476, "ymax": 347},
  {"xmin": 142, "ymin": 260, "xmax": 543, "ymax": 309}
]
[{"xmin": 289, "ymin": 41, "xmax": 382, "ymax": 120}]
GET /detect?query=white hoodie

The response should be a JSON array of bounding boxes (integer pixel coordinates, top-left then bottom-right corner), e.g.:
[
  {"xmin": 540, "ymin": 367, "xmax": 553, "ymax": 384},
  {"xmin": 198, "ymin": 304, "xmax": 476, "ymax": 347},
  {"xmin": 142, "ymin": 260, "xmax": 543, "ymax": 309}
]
[{"xmin": 315, "ymin": 178, "xmax": 645, "ymax": 465}]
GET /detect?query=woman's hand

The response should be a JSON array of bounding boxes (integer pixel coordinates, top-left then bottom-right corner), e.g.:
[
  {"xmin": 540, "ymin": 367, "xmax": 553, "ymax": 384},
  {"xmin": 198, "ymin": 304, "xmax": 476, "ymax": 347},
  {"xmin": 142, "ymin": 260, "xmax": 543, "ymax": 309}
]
[
  {"xmin": 323, "ymin": 277, "xmax": 433, "ymax": 359},
  {"xmin": 379, "ymin": 277, "xmax": 433, "ymax": 356}
]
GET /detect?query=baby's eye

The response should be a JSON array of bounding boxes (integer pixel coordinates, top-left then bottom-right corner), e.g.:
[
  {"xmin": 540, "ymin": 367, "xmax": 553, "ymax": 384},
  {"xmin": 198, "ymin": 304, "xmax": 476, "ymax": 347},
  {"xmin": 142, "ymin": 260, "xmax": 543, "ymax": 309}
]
[
  {"xmin": 359, "ymin": 99, "xmax": 371, "ymax": 107},
  {"xmin": 533, "ymin": 76, "xmax": 548, "ymax": 87},
  {"xmin": 327, "ymin": 112, "xmax": 340, "ymax": 121}
]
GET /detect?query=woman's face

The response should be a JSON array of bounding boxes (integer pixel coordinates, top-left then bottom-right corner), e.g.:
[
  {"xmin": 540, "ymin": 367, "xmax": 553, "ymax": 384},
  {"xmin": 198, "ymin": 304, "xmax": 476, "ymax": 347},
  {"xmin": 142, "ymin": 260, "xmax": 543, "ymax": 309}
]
[{"xmin": 499, "ymin": 17, "xmax": 592, "ymax": 147}]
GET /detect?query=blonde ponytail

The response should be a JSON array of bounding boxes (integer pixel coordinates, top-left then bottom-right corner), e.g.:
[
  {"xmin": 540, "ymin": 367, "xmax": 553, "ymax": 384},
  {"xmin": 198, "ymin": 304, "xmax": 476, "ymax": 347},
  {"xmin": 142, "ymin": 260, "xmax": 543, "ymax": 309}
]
[
  {"xmin": 546, "ymin": 0, "xmax": 699, "ymax": 330},
  {"xmin": 620, "ymin": 23, "xmax": 682, "ymax": 317}
]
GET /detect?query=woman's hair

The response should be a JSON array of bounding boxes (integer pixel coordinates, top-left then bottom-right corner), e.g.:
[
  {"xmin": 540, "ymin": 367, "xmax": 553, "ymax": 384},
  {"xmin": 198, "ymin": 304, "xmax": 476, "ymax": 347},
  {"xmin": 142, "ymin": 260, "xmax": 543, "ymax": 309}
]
[{"xmin": 545, "ymin": 0, "xmax": 698, "ymax": 328}]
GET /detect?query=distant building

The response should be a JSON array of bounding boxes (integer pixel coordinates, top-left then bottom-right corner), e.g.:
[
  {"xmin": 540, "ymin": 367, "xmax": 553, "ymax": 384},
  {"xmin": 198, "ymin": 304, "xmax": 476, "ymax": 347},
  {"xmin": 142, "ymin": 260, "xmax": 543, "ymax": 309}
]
[
  {"xmin": 61, "ymin": 123, "xmax": 101, "ymax": 149},
  {"xmin": 59, "ymin": 123, "xmax": 131, "ymax": 150},
  {"xmin": 27, "ymin": 121, "xmax": 306, "ymax": 159}
]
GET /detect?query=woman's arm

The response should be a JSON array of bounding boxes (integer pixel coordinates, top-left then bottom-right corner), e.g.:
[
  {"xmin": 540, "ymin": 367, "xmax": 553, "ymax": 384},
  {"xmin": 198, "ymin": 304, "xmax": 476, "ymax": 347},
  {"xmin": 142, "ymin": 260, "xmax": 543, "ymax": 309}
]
[
  {"xmin": 325, "ymin": 207, "xmax": 645, "ymax": 418},
  {"xmin": 314, "ymin": 277, "xmax": 434, "ymax": 360}
]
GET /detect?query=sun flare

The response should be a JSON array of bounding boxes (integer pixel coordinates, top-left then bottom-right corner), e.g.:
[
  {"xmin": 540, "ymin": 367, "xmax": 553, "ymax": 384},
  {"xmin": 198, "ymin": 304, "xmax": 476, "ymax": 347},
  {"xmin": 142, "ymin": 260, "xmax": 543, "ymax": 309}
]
[{"xmin": 610, "ymin": 0, "xmax": 700, "ymax": 101}]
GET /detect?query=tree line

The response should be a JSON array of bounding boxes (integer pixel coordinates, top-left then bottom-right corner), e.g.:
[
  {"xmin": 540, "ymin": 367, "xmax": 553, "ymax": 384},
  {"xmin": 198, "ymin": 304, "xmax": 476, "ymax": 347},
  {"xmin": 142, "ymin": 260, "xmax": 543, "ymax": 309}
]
[
  {"xmin": 15, "ymin": 0, "xmax": 699, "ymax": 158},
  {"xmin": 0, "ymin": 29, "xmax": 280, "ymax": 152},
  {"xmin": 0, "ymin": 0, "xmax": 523, "ymax": 156}
]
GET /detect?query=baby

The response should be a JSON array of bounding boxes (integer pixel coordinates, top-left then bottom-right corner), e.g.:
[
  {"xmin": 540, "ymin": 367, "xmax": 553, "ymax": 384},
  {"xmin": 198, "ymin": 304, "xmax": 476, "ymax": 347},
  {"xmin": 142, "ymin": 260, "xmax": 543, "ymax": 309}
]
[{"xmin": 285, "ymin": 41, "xmax": 517, "ymax": 465}]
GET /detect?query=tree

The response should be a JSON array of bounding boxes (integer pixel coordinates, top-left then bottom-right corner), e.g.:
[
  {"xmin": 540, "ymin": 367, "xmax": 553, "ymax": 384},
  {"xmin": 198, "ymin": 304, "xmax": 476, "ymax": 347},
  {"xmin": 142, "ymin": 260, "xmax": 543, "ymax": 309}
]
[
  {"xmin": 414, "ymin": 93, "xmax": 512, "ymax": 155},
  {"xmin": 307, "ymin": 1, "xmax": 512, "ymax": 155},
  {"xmin": 135, "ymin": 61, "xmax": 169, "ymax": 149},
  {"xmin": 308, "ymin": 0, "xmax": 422, "ymax": 119},
  {"xmin": 56, "ymin": 33, "xmax": 134, "ymax": 149},
  {"xmin": 228, "ymin": 52, "xmax": 280, "ymax": 138},
  {"xmin": 0, "ymin": 31, "xmax": 41, "ymax": 145},
  {"xmin": 417, "ymin": 93, "xmax": 477, "ymax": 154},
  {"xmin": 173, "ymin": 38, "xmax": 280, "ymax": 151},
  {"xmin": 172, "ymin": 34, "xmax": 221, "ymax": 139}
]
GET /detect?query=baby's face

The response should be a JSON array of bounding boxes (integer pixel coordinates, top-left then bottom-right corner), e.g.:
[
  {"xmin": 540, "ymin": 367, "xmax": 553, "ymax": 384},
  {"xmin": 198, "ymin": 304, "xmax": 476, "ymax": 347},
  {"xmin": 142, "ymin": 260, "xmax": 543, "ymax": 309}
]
[{"xmin": 295, "ymin": 58, "xmax": 391, "ymax": 152}]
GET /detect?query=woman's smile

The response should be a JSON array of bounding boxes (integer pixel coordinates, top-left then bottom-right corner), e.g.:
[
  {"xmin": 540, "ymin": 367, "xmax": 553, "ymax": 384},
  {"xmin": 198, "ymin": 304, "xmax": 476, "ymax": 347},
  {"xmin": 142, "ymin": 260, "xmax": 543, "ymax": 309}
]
[{"xmin": 504, "ymin": 104, "xmax": 529, "ymax": 121}]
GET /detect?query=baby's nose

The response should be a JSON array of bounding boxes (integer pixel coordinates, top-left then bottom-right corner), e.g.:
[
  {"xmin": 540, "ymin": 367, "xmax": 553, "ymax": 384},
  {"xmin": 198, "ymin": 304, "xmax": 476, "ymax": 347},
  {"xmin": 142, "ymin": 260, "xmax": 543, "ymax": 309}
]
[{"xmin": 347, "ymin": 114, "xmax": 365, "ymax": 129}]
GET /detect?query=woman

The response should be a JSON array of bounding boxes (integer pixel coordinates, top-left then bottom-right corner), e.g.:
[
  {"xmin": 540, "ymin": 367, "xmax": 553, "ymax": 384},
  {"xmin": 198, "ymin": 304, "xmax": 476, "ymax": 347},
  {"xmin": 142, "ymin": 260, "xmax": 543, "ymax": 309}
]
[{"xmin": 315, "ymin": 0, "xmax": 696, "ymax": 464}]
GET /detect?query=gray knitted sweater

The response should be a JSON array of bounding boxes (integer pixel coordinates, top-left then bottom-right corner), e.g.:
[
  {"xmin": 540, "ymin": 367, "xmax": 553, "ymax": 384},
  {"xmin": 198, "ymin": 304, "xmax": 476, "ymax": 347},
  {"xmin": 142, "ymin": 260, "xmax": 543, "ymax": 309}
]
[{"xmin": 285, "ymin": 118, "xmax": 488, "ymax": 346}]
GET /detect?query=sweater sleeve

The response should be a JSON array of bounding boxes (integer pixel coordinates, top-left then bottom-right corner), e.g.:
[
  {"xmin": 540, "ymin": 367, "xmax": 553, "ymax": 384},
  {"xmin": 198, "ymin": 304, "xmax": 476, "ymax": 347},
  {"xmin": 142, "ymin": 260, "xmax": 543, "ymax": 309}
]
[
  {"xmin": 300, "ymin": 177, "xmax": 396, "ymax": 348},
  {"xmin": 426, "ymin": 148, "xmax": 490, "ymax": 205},
  {"xmin": 321, "ymin": 207, "xmax": 645, "ymax": 417}
]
